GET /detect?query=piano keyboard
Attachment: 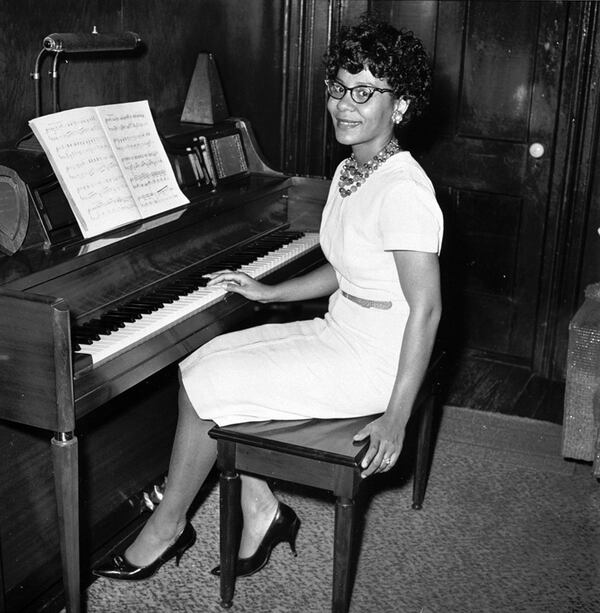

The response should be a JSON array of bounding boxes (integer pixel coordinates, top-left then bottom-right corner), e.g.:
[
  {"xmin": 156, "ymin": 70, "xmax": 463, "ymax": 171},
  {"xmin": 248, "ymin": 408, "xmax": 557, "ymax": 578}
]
[{"xmin": 75, "ymin": 231, "xmax": 320, "ymax": 366}]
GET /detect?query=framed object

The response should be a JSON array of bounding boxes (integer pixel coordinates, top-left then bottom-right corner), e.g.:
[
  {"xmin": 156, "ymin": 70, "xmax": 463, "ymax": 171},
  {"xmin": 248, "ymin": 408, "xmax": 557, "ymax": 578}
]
[
  {"xmin": 207, "ymin": 132, "xmax": 248, "ymax": 181},
  {"xmin": 0, "ymin": 165, "xmax": 29, "ymax": 255}
]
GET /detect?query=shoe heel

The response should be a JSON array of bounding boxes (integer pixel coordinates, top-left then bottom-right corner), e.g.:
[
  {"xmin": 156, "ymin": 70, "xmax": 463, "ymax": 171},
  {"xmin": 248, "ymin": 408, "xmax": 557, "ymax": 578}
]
[
  {"xmin": 175, "ymin": 525, "xmax": 197, "ymax": 566},
  {"xmin": 175, "ymin": 542, "xmax": 191, "ymax": 566},
  {"xmin": 287, "ymin": 517, "xmax": 301, "ymax": 557}
]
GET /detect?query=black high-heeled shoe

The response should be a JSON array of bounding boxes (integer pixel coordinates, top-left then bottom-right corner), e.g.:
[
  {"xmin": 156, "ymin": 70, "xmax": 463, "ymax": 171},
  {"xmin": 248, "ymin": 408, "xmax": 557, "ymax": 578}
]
[
  {"xmin": 211, "ymin": 502, "xmax": 300, "ymax": 578},
  {"xmin": 93, "ymin": 522, "xmax": 196, "ymax": 581}
]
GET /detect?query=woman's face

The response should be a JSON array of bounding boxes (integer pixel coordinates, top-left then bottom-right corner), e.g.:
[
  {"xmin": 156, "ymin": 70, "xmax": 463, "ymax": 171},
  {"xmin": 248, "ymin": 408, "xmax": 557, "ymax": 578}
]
[{"xmin": 327, "ymin": 67, "xmax": 406, "ymax": 164}]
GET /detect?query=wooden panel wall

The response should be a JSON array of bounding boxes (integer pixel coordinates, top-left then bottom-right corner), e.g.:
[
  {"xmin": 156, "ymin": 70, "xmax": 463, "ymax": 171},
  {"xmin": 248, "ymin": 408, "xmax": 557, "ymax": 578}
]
[
  {"xmin": 0, "ymin": 0, "xmax": 285, "ymax": 168},
  {"xmin": 548, "ymin": 1, "xmax": 600, "ymax": 377},
  {"xmin": 0, "ymin": 1, "xmax": 598, "ymax": 371}
]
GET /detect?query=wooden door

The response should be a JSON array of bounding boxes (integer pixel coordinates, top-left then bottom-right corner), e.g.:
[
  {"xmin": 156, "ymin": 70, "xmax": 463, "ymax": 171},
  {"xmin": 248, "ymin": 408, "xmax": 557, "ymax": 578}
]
[{"xmin": 409, "ymin": 1, "xmax": 568, "ymax": 368}]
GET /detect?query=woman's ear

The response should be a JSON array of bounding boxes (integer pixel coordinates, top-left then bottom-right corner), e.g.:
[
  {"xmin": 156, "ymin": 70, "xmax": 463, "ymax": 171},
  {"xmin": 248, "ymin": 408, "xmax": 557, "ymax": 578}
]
[
  {"xmin": 391, "ymin": 98, "xmax": 411, "ymax": 125},
  {"xmin": 395, "ymin": 98, "xmax": 410, "ymax": 115}
]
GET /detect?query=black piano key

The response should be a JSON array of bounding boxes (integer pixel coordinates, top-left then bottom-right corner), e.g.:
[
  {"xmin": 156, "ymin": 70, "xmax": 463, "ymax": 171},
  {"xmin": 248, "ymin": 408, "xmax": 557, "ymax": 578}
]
[
  {"xmin": 137, "ymin": 298, "xmax": 168, "ymax": 308},
  {"xmin": 178, "ymin": 271, "xmax": 206, "ymax": 281},
  {"xmin": 127, "ymin": 303, "xmax": 163, "ymax": 313},
  {"xmin": 169, "ymin": 278, "xmax": 199, "ymax": 288},
  {"xmin": 205, "ymin": 264, "xmax": 240, "ymax": 272},
  {"xmin": 169, "ymin": 285, "xmax": 199, "ymax": 295},
  {"xmin": 238, "ymin": 248, "xmax": 266, "ymax": 255},
  {"xmin": 107, "ymin": 315, "xmax": 138, "ymax": 324},
  {"xmin": 72, "ymin": 334, "xmax": 98, "ymax": 345},
  {"xmin": 145, "ymin": 294, "xmax": 177, "ymax": 304},
  {"xmin": 84, "ymin": 319, "xmax": 120, "ymax": 334},
  {"xmin": 109, "ymin": 308, "xmax": 144, "ymax": 319},
  {"xmin": 101, "ymin": 318, "xmax": 122, "ymax": 330},
  {"xmin": 182, "ymin": 275, "xmax": 210, "ymax": 287},
  {"xmin": 72, "ymin": 325, "xmax": 101, "ymax": 340},
  {"xmin": 222, "ymin": 257, "xmax": 250, "ymax": 265},
  {"xmin": 81, "ymin": 325, "xmax": 113, "ymax": 337},
  {"xmin": 152, "ymin": 290, "xmax": 181, "ymax": 299},
  {"xmin": 99, "ymin": 315, "xmax": 128, "ymax": 327}
]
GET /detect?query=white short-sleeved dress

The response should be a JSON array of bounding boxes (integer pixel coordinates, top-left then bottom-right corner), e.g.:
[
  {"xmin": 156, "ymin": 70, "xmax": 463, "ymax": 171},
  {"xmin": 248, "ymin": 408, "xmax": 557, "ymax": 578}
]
[{"xmin": 179, "ymin": 152, "xmax": 443, "ymax": 427}]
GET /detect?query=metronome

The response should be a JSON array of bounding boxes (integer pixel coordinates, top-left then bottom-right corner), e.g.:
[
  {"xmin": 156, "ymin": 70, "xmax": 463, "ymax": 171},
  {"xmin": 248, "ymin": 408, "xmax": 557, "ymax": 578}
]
[{"xmin": 181, "ymin": 53, "xmax": 229, "ymax": 124}]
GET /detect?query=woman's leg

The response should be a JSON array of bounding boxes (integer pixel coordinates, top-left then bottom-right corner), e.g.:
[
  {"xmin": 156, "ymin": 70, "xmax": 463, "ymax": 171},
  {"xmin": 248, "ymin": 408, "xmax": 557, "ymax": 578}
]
[
  {"xmin": 238, "ymin": 475, "xmax": 279, "ymax": 558},
  {"xmin": 125, "ymin": 386, "xmax": 217, "ymax": 566},
  {"xmin": 122, "ymin": 384, "xmax": 284, "ymax": 565}
]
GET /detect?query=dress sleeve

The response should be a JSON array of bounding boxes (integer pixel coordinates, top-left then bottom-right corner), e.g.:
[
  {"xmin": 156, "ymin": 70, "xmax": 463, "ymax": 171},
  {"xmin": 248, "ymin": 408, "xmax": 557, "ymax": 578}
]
[{"xmin": 378, "ymin": 180, "xmax": 443, "ymax": 253}]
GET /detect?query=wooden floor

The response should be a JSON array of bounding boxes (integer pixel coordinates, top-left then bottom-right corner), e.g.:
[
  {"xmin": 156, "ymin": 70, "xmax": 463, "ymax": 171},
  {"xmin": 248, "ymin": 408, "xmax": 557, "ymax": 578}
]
[{"xmin": 443, "ymin": 352, "xmax": 565, "ymax": 425}]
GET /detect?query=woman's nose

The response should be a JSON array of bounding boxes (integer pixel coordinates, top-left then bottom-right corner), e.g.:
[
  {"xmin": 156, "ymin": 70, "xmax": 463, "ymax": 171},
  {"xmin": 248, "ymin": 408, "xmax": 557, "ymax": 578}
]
[{"xmin": 336, "ymin": 92, "xmax": 355, "ymax": 110}]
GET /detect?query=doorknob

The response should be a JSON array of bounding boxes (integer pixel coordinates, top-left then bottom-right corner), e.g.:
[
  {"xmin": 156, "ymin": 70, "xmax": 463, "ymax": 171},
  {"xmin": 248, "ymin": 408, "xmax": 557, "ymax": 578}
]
[{"xmin": 529, "ymin": 142, "xmax": 545, "ymax": 158}]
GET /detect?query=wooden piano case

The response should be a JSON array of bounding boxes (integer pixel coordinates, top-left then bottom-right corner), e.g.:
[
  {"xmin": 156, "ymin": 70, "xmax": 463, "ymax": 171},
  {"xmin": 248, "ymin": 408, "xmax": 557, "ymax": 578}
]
[
  {"xmin": 0, "ymin": 118, "xmax": 329, "ymax": 612},
  {"xmin": 0, "ymin": 364, "xmax": 180, "ymax": 613}
]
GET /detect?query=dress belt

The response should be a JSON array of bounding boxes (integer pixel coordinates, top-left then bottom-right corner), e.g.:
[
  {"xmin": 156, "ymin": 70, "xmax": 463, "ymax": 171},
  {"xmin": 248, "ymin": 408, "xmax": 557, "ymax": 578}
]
[{"xmin": 341, "ymin": 290, "xmax": 392, "ymax": 310}]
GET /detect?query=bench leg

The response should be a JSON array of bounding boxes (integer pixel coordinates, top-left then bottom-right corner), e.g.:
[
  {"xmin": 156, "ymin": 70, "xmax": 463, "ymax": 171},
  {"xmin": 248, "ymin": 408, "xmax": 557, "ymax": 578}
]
[
  {"xmin": 219, "ymin": 467, "xmax": 240, "ymax": 609},
  {"xmin": 412, "ymin": 394, "xmax": 435, "ymax": 509},
  {"xmin": 332, "ymin": 496, "xmax": 355, "ymax": 613}
]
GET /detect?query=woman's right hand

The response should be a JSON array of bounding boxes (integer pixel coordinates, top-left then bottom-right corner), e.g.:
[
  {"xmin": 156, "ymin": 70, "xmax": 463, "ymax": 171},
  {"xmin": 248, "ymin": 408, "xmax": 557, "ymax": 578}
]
[{"xmin": 205, "ymin": 270, "xmax": 277, "ymax": 303}]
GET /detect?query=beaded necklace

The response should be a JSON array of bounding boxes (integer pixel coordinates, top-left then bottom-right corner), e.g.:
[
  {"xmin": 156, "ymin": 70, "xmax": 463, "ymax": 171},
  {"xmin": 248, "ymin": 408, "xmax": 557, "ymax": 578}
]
[{"xmin": 338, "ymin": 138, "xmax": 401, "ymax": 198}]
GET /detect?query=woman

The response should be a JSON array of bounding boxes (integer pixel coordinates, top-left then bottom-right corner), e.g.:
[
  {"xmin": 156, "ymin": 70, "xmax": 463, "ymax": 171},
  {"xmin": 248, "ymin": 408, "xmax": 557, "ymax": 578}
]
[{"xmin": 94, "ymin": 15, "xmax": 442, "ymax": 582}]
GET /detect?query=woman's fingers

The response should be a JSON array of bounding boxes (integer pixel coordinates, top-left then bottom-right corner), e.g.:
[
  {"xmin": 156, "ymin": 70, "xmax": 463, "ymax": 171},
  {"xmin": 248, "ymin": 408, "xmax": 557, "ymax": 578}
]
[
  {"xmin": 204, "ymin": 270, "xmax": 238, "ymax": 283},
  {"xmin": 377, "ymin": 450, "xmax": 399, "ymax": 473},
  {"xmin": 359, "ymin": 438, "xmax": 400, "ymax": 477},
  {"xmin": 203, "ymin": 269, "xmax": 233, "ymax": 278},
  {"xmin": 206, "ymin": 271, "xmax": 247, "ymax": 287},
  {"xmin": 204, "ymin": 271, "xmax": 272, "ymax": 303},
  {"xmin": 360, "ymin": 439, "xmax": 386, "ymax": 478}
]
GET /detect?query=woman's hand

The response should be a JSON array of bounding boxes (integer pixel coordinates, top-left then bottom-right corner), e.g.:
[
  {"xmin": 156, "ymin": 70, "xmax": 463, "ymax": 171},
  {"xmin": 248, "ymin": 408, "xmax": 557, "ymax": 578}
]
[
  {"xmin": 205, "ymin": 270, "xmax": 276, "ymax": 303},
  {"xmin": 353, "ymin": 414, "xmax": 406, "ymax": 478}
]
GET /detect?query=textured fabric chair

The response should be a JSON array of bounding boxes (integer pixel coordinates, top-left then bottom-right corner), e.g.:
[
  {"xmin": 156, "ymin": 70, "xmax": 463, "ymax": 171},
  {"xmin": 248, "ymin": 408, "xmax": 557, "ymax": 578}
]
[{"xmin": 209, "ymin": 350, "xmax": 445, "ymax": 613}]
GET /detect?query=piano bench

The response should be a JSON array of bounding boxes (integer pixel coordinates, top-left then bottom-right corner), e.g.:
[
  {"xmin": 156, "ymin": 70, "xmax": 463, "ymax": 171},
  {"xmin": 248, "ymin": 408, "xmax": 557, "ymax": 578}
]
[{"xmin": 208, "ymin": 350, "xmax": 445, "ymax": 613}]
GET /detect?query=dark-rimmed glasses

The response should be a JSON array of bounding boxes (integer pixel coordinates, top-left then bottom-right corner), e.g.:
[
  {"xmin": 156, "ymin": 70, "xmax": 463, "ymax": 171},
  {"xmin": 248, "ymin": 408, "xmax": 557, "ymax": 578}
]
[{"xmin": 324, "ymin": 79, "xmax": 394, "ymax": 104}]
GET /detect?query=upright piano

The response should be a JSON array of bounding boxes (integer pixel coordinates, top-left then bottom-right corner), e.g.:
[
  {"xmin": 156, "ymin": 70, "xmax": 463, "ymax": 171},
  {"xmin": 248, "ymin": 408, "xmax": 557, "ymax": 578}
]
[{"xmin": 0, "ymin": 117, "xmax": 329, "ymax": 613}]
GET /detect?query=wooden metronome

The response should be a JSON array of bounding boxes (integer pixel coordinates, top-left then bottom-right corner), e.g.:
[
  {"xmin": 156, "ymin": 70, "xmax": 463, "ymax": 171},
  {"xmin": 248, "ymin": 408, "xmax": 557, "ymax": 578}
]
[{"xmin": 181, "ymin": 53, "xmax": 229, "ymax": 124}]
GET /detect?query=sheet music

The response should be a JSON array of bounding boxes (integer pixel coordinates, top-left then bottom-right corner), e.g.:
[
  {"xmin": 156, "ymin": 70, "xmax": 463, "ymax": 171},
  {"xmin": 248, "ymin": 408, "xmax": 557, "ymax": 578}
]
[
  {"xmin": 29, "ymin": 107, "xmax": 141, "ymax": 237},
  {"xmin": 96, "ymin": 101, "xmax": 189, "ymax": 217}
]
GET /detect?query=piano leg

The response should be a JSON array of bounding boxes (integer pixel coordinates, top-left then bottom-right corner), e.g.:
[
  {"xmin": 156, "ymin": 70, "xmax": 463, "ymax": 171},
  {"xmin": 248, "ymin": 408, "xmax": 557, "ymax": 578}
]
[{"xmin": 51, "ymin": 432, "xmax": 81, "ymax": 613}]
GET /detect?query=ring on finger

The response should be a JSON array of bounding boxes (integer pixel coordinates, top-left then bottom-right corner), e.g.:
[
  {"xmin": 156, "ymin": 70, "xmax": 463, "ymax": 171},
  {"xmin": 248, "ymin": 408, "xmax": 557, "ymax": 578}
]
[{"xmin": 382, "ymin": 457, "xmax": 392, "ymax": 466}]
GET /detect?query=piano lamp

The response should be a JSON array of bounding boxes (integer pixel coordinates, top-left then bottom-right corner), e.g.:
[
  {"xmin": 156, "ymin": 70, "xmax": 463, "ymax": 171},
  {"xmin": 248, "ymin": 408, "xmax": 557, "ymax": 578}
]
[
  {"xmin": 31, "ymin": 26, "xmax": 142, "ymax": 116},
  {"xmin": 0, "ymin": 28, "xmax": 142, "ymax": 256}
]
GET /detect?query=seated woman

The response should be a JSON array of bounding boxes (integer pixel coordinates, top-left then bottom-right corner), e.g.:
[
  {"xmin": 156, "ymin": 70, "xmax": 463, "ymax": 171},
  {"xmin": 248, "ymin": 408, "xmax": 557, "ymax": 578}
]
[{"xmin": 94, "ymin": 14, "xmax": 443, "ymax": 582}]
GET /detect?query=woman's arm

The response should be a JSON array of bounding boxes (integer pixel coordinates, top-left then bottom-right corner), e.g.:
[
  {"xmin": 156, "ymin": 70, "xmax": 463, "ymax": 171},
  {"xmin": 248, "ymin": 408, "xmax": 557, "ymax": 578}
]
[
  {"xmin": 205, "ymin": 262, "xmax": 338, "ymax": 303},
  {"xmin": 353, "ymin": 250, "xmax": 441, "ymax": 478}
]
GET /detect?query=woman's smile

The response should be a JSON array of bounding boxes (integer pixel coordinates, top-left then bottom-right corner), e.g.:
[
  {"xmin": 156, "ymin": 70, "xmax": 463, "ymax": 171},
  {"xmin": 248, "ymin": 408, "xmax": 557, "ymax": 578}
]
[
  {"xmin": 334, "ymin": 117, "xmax": 362, "ymax": 129},
  {"xmin": 327, "ymin": 68, "xmax": 398, "ymax": 163}
]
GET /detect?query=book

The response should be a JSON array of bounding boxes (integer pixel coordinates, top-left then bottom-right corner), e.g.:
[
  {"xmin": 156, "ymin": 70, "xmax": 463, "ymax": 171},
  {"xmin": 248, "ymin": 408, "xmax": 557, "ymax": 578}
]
[{"xmin": 29, "ymin": 100, "xmax": 189, "ymax": 238}]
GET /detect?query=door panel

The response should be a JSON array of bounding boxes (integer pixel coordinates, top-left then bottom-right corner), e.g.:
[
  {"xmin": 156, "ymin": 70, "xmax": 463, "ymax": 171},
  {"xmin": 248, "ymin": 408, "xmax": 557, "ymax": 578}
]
[
  {"xmin": 416, "ymin": 1, "xmax": 567, "ymax": 364},
  {"xmin": 459, "ymin": 3, "xmax": 538, "ymax": 141}
]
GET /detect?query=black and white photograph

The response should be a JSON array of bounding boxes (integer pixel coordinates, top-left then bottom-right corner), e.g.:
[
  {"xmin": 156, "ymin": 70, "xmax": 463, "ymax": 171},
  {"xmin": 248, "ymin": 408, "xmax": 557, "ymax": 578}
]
[{"xmin": 0, "ymin": 1, "xmax": 598, "ymax": 612}]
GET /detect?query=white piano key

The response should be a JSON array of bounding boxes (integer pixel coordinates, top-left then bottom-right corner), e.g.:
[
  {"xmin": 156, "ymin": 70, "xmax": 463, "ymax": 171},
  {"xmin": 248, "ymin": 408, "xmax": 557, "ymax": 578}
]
[{"xmin": 83, "ymin": 233, "xmax": 319, "ymax": 366}]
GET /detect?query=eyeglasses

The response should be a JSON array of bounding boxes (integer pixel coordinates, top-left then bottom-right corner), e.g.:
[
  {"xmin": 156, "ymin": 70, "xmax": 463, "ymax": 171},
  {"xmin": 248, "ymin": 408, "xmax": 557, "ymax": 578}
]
[{"xmin": 324, "ymin": 79, "xmax": 394, "ymax": 104}]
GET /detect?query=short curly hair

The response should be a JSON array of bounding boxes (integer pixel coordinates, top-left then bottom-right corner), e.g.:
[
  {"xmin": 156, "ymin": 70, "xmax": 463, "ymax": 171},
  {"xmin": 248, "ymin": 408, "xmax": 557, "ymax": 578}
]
[{"xmin": 323, "ymin": 15, "xmax": 431, "ymax": 124}]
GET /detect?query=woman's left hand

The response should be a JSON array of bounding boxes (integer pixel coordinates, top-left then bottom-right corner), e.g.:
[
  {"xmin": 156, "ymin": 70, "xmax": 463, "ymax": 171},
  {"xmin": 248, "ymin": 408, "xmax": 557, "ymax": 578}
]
[{"xmin": 353, "ymin": 414, "xmax": 406, "ymax": 478}]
